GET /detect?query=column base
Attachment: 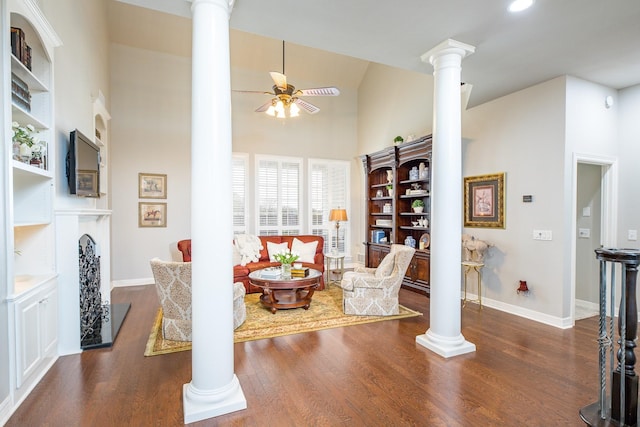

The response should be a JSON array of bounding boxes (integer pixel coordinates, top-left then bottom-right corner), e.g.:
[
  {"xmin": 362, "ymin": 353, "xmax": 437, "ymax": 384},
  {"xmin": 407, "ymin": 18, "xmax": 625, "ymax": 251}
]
[
  {"xmin": 416, "ymin": 329, "xmax": 476, "ymax": 358},
  {"xmin": 183, "ymin": 375, "xmax": 247, "ymax": 424}
]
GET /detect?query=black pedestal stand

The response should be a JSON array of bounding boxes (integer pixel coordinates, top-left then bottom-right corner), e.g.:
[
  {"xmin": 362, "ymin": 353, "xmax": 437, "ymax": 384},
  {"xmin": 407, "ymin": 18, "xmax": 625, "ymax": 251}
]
[{"xmin": 580, "ymin": 248, "xmax": 640, "ymax": 426}]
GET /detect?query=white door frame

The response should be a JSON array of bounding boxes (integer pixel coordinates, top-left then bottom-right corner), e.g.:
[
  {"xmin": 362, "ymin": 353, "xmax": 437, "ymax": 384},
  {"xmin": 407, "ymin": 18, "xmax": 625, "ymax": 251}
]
[{"xmin": 570, "ymin": 153, "xmax": 618, "ymax": 323}]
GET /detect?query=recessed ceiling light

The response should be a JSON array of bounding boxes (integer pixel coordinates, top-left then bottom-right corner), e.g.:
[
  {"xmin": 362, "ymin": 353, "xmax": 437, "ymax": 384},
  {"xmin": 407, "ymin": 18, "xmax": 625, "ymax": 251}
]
[{"xmin": 508, "ymin": 0, "xmax": 534, "ymax": 12}]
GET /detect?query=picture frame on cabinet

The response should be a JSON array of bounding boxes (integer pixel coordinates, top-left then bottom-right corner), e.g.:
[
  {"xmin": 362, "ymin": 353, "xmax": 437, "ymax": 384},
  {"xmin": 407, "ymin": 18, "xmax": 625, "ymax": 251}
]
[
  {"xmin": 77, "ymin": 170, "xmax": 98, "ymax": 194},
  {"xmin": 464, "ymin": 172, "xmax": 505, "ymax": 228},
  {"xmin": 139, "ymin": 202, "xmax": 167, "ymax": 228},
  {"xmin": 138, "ymin": 173, "xmax": 167, "ymax": 199}
]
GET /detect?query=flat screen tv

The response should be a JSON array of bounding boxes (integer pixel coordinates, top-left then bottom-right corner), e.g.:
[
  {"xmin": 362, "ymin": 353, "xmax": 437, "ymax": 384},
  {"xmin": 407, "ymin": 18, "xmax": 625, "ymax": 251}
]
[{"xmin": 67, "ymin": 129, "xmax": 100, "ymax": 197}]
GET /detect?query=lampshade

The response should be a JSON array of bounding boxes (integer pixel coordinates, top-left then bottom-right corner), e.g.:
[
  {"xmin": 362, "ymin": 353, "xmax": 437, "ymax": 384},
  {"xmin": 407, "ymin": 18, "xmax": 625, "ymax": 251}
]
[{"xmin": 329, "ymin": 208, "xmax": 348, "ymax": 222}]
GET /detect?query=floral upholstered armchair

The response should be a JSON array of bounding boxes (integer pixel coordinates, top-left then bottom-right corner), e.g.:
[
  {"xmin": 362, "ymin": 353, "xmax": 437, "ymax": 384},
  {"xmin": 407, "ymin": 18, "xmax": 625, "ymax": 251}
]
[
  {"xmin": 150, "ymin": 258, "xmax": 193, "ymax": 341},
  {"xmin": 340, "ymin": 244, "xmax": 416, "ymax": 316},
  {"xmin": 150, "ymin": 259, "xmax": 246, "ymax": 341}
]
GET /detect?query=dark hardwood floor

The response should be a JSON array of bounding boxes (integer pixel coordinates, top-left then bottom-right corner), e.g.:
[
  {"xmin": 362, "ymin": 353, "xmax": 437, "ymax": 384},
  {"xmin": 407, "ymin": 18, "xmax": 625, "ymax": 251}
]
[{"xmin": 6, "ymin": 284, "xmax": 598, "ymax": 426}]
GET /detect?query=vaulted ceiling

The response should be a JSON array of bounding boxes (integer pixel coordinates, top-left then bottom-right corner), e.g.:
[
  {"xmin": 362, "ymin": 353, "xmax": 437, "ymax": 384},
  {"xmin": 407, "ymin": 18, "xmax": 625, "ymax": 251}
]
[{"xmin": 110, "ymin": 0, "xmax": 640, "ymax": 108}]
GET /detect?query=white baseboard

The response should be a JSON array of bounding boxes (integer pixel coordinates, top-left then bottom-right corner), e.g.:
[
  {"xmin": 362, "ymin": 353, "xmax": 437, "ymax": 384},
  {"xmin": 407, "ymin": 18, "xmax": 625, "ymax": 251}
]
[
  {"xmin": 461, "ymin": 292, "xmax": 572, "ymax": 329},
  {"xmin": 0, "ymin": 393, "xmax": 12, "ymax": 427},
  {"xmin": 111, "ymin": 277, "xmax": 154, "ymax": 288}
]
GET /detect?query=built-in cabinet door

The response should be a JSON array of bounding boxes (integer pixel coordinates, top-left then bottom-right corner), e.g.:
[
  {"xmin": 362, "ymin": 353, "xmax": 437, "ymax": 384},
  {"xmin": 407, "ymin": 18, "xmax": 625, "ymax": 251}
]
[
  {"xmin": 14, "ymin": 280, "xmax": 57, "ymax": 388},
  {"xmin": 15, "ymin": 292, "xmax": 42, "ymax": 387}
]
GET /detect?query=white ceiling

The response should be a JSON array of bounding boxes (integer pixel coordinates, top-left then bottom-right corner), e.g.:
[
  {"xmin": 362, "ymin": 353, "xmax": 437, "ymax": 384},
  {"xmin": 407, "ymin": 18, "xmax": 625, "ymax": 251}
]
[{"xmin": 110, "ymin": 0, "xmax": 640, "ymax": 107}]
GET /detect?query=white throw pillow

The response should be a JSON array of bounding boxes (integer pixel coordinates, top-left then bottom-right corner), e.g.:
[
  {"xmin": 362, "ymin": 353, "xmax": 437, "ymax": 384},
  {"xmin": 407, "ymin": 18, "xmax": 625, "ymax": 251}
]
[
  {"xmin": 267, "ymin": 241, "xmax": 289, "ymax": 262},
  {"xmin": 291, "ymin": 238, "xmax": 318, "ymax": 263}
]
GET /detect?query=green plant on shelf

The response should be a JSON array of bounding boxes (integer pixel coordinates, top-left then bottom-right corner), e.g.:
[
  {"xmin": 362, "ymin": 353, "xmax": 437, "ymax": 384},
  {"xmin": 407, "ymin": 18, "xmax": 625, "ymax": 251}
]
[{"xmin": 412, "ymin": 199, "xmax": 425, "ymax": 208}]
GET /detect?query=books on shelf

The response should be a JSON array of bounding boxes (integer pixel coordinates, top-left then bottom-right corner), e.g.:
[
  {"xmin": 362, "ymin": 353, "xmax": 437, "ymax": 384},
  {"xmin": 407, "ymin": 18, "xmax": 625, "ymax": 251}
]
[
  {"xmin": 11, "ymin": 27, "xmax": 32, "ymax": 71},
  {"xmin": 291, "ymin": 267, "xmax": 309, "ymax": 277},
  {"xmin": 11, "ymin": 72, "xmax": 31, "ymax": 112}
]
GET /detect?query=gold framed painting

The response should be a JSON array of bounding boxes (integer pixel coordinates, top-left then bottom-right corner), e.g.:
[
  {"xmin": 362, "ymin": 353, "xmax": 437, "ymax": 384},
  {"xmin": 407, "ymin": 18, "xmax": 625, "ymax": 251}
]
[
  {"xmin": 139, "ymin": 202, "xmax": 167, "ymax": 228},
  {"xmin": 464, "ymin": 172, "xmax": 505, "ymax": 228},
  {"xmin": 139, "ymin": 173, "xmax": 167, "ymax": 199}
]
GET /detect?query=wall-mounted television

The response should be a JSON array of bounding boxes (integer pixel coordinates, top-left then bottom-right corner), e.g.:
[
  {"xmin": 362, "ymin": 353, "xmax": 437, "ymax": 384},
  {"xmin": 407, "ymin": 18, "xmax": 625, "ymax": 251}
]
[{"xmin": 66, "ymin": 129, "xmax": 100, "ymax": 197}]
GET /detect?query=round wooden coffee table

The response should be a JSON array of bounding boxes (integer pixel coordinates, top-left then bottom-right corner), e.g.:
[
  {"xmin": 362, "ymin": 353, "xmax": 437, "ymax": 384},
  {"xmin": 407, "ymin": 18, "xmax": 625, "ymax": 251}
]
[{"xmin": 248, "ymin": 268, "xmax": 322, "ymax": 314}]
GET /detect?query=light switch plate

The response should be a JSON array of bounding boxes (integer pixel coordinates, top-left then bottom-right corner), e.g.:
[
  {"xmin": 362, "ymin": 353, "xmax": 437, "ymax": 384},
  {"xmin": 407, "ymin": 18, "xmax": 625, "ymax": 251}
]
[
  {"xmin": 629, "ymin": 230, "xmax": 638, "ymax": 241},
  {"xmin": 579, "ymin": 228, "xmax": 590, "ymax": 238}
]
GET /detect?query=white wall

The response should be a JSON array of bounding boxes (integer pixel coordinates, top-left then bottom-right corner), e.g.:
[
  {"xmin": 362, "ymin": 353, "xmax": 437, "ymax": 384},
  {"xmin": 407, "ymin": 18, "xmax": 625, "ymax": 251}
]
[
  {"xmin": 463, "ymin": 77, "xmax": 567, "ymax": 321},
  {"xmin": 109, "ymin": 44, "xmax": 192, "ymax": 282},
  {"xmin": 109, "ymin": 40, "xmax": 362, "ymax": 283},
  {"xmin": 42, "ymin": 0, "xmax": 111, "ymax": 209},
  {"xmin": 617, "ymin": 84, "xmax": 640, "ymax": 248}
]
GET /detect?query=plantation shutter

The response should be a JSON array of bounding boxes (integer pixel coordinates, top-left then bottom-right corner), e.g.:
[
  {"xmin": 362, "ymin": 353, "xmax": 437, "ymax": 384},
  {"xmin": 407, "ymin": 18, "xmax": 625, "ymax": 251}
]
[
  {"xmin": 256, "ymin": 156, "xmax": 301, "ymax": 236},
  {"xmin": 309, "ymin": 159, "xmax": 350, "ymax": 255},
  {"xmin": 232, "ymin": 155, "xmax": 247, "ymax": 234}
]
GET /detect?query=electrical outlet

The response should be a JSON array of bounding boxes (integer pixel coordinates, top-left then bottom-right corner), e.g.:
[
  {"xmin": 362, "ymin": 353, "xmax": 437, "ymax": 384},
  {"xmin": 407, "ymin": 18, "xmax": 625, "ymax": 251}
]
[{"xmin": 629, "ymin": 230, "xmax": 638, "ymax": 241}]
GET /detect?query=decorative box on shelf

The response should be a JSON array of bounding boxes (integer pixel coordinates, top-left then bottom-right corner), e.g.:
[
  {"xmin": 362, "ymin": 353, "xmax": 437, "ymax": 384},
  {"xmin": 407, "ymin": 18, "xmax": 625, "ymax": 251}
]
[{"xmin": 376, "ymin": 219, "xmax": 392, "ymax": 226}]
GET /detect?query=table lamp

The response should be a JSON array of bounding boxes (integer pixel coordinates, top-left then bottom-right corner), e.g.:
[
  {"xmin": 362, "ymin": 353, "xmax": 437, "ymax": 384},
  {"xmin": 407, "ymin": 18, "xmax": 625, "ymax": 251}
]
[{"xmin": 329, "ymin": 208, "xmax": 348, "ymax": 254}]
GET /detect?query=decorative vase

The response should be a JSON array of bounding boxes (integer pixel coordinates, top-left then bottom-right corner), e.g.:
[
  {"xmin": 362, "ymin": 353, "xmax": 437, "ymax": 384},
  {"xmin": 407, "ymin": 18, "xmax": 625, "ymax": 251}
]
[
  {"xmin": 19, "ymin": 144, "xmax": 32, "ymax": 163},
  {"xmin": 386, "ymin": 170, "xmax": 393, "ymax": 184},
  {"xmin": 388, "ymin": 188, "xmax": 393, "ymax": 197},
  {"xmin": 413, "ymin": 206, "xmax": 424, "ymax": 213},
  {"xmin": 281, "ymin": 263, "xmax": 292, "ymax": 278}
]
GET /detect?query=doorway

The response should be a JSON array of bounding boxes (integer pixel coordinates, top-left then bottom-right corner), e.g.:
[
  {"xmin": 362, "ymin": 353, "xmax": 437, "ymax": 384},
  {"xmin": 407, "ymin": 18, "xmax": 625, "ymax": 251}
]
[{"xmin": 573, "ymin": 156, "xmax": 617, "ymax": 322}]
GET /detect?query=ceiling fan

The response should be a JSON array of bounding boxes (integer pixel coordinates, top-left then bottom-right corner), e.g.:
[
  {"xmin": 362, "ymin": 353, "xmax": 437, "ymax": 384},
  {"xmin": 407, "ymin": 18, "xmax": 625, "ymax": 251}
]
[{"xmin": 235, "ymin": 41, "xmax": 340, "ymax": 118}]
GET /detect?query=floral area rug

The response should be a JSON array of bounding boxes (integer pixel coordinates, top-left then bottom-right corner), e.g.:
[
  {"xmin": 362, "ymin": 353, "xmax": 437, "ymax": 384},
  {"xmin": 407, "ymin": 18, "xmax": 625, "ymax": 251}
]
[{"xmin": 144, "ymin": 284, "xmax": 422, "ymax": 356}]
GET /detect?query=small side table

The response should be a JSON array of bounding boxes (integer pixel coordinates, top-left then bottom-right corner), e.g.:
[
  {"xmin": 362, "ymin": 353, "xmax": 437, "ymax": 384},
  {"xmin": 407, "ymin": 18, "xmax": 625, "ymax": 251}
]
[
  {"xmin": 462, "ymin": 261, "xmax": 484, "ymax": 308},
  {"xmin": 325, "ymin": 253, "xmax": 345, "ymax": 288}
]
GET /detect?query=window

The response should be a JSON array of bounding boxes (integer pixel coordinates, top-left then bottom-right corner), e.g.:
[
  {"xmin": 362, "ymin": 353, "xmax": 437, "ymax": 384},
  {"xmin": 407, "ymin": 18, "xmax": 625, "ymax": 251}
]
[
  {"xmin": 255, "ymin": 156, "xmax": 302, "ymax": 236},
  {"xmin": 309, "ymin": 159, "xmax": 350, "ymax": 255},
  {"xmin": 232, "ymin": 154, "xmax": 248, "ymax": 235}
]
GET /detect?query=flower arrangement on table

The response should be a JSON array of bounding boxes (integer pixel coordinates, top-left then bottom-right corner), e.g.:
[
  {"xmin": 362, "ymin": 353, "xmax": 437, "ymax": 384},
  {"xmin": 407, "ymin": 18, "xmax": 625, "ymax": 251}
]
[{"xmin": 273, "ymin": 250, "xmax": 299, "ymax": 265}]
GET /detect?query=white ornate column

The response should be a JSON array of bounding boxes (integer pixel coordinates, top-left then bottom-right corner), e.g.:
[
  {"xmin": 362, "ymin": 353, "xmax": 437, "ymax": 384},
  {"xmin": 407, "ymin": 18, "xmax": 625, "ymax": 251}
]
[
  {"xmin": 416, "ymin": 39, "xmax": 476, "ymax": 358},
  {"xmin": 184, "ymin": 0, "xmax": 246, "ymax": 423}
]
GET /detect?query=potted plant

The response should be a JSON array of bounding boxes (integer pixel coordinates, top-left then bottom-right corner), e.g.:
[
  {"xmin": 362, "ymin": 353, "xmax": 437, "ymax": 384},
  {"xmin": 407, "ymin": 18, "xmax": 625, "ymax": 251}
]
[
  {"xmin": 393, "ymin": 135, "xmax": 404, "ymax": 145},
  {"xmin": 412, "ymin": 199, "xmax": 425, "ymax": 213},
  {"xmin": 386, "ymin": 184, "xmax": 393, "ymax": 197}
]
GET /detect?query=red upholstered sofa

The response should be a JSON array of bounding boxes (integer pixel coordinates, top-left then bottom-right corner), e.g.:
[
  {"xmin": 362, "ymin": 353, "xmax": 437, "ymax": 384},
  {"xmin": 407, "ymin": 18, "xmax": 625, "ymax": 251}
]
[{"xmin": 177, "ymin": 235, "xmax": 325, "ymax": 294}]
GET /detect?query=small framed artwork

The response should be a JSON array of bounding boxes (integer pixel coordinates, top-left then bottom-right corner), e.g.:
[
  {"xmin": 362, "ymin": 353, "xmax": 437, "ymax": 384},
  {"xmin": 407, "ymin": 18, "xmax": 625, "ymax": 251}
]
[
  {"xmin": 464, "ymin": 172, "xmax": 505, "ymax": 228},
  {"xmin": 139, "ymin": 173, "xmax": 167, "ymax": 199},
  {"xmin": 139, "ymin": 202, "xmax": 167, "ymax": 228},
  {"xmin": 77, "ymin": 170, "xmax": 98, "ymax": 194}
]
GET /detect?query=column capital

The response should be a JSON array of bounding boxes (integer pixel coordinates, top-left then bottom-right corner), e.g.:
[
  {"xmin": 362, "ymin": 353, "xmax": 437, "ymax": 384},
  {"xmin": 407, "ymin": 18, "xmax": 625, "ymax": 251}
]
[
  {"xmin": 189, "ymin": 0, "xmax": 235, "ymax": 14},
  {"xmin": 421, "ymin": 39, "xmax": 475, "ymax": 67}
]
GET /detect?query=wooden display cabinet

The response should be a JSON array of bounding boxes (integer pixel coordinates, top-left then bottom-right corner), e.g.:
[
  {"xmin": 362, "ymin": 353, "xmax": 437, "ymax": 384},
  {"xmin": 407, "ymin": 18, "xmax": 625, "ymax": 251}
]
[{"xmin": 361, "ymin": 136, "xmax": 432, "ymax": 295}]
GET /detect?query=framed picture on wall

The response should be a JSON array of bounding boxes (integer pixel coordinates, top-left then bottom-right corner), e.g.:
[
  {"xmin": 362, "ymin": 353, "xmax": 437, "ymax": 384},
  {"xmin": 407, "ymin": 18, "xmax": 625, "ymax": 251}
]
[
  {"xmin": 139, "ymin": 173, "xmax": 167, "ymax": 199},
  {"xmin": 464, "ymin": 172, "xmax": 505, "ymax": 228},
  {"xmin": 139, "ymin": 202, "xmax": 167, "ymax": 228}
]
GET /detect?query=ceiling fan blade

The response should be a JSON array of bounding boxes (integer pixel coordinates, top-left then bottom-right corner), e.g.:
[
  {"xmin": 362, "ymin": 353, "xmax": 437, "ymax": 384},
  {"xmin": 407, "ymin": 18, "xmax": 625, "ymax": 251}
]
[
  {"xmin": 255, "ymin": 100, "xmax": 273, "ymax": 112},
  {"xmin": 233, "ymin": 90, "xmax": 275, "ymax": 95},
  {"xmin": 294, "ymin": 98, "xmax": 320, "ymax": 114},
  {"xmin": 296, "ymin": 87, "xmax": 340, "ymax": 97},
  {"xmin": 270, "ymin": 71, "xmax": 287, "ymax": 90}
]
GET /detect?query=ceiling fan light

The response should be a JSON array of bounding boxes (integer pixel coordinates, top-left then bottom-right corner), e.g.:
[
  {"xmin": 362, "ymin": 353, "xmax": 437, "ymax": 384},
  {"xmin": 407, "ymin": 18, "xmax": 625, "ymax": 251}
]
[
  {"xmin": 290, "ymin": 102, "xmax": 300, "ymax": 117},
  {"xmin": 265, "ymin": 105, "xmax": 276, "ymax": 116},
  {"xmin": 275, "ymin": 100, "xmax": 285, "ymax": 114},
  {"xmin": 276, "ymin": 109, "xmax": 286, "ymax": 119}
]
